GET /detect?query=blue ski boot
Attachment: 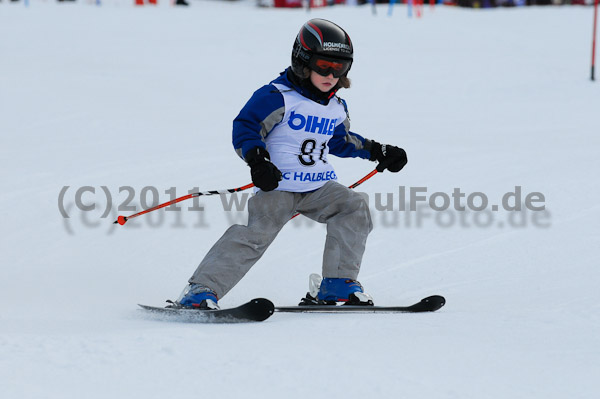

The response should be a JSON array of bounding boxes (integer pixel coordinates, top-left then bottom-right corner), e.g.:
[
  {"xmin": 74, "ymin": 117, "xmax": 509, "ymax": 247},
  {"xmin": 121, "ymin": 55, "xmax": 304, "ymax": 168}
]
[
  {"xmin": 177, "ymin": 284, "xmax": 219, "ymax": 310},
  {"xmin": 300, "ymin": 274, "xmax": 374, "ymax": 306}
]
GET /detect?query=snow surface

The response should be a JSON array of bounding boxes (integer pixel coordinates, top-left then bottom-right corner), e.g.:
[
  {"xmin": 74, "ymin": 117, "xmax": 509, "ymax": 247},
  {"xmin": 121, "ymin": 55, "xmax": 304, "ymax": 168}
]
[{"xmin": 1, "ymin": 2, "xmax": 599, "ymax": 398}]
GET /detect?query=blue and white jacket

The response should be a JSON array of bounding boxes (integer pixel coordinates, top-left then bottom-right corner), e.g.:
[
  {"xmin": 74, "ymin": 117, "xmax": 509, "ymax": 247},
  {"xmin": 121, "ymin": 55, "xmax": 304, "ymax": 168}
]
[{"xmin": 232, "ymin": 68, "xmax": 374, "ymax": 192}]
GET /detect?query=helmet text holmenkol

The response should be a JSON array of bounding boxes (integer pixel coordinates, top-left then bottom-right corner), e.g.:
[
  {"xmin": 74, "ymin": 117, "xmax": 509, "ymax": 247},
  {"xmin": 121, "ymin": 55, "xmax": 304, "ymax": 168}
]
[{"xmin": 322, "ymin": 42, "xmax": 352, "ymax": 53}]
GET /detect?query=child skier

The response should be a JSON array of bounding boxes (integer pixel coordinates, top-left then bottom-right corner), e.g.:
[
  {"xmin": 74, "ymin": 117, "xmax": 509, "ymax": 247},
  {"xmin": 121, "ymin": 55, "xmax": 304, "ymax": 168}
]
[{"xmin": 178, "ymin": 19, "xmax": 407, "ymax": 309}]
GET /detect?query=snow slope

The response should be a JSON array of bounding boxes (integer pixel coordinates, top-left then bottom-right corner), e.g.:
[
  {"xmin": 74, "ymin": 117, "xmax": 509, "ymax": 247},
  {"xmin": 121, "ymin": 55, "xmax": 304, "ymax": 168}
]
[{"xmin": 1, "ymin": 2, "xmax": 599, "ymax": 398}]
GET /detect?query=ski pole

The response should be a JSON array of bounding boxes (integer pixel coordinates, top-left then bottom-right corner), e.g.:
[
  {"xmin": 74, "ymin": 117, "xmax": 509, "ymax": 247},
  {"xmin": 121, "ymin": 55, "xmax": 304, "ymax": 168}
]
[
  {"xmin": 592, "ymin": 0, "xmax": 599, "ymax": 81},
  {"xmin": 114, "ymin": 169, "xmax": 380, "ymax": 226},
  {"xmin": 348, "ymin": 168, "xmax": 379, "ymax": 189},
  {"xmin": 113, "ymin": 183, "xmax": 255, "ymax": 226},
  {"xmin": 291, "ymin": 168, "xmax": 380, "ymax": 220}
]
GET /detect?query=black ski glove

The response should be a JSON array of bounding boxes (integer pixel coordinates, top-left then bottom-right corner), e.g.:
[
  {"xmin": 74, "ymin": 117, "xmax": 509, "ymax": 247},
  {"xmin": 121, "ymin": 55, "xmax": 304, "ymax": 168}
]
[
  {"xmin": 245, "ymin": 147, "xmax": 283, "ymax": 192},
  {"xmin": 369, "ymin": 141, "xmax": 408, "ymax": 173}
]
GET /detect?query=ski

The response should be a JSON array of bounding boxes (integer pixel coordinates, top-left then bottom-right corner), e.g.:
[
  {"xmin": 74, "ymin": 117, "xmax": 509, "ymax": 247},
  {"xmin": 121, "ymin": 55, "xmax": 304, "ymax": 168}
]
[
  {"xmin": 275, "ymin": 295, "xmax": 445, "ymax": 314},
  {"xmin": 138, "ymin": 298, "xmax": 275, "ymax": 323}
]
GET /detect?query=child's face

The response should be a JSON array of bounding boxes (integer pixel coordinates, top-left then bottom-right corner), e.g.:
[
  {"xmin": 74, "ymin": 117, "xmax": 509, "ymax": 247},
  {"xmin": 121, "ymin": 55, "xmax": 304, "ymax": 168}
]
[{"xmin": 310, "ymin": 70, "xmax": 339, "ymax": 93}]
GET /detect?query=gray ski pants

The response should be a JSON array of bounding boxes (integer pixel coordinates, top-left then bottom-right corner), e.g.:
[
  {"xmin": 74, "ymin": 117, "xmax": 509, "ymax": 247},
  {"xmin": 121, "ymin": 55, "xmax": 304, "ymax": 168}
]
[{"xmin": 188, "ymin": 180, "xmax": 373, "ymax": 299}]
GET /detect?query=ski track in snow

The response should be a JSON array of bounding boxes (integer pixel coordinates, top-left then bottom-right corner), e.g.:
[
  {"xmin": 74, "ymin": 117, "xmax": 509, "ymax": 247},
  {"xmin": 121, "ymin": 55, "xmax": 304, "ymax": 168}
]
[{"xmin": 1, "ymin": 2, "xmax": 599, "ymax": 399}]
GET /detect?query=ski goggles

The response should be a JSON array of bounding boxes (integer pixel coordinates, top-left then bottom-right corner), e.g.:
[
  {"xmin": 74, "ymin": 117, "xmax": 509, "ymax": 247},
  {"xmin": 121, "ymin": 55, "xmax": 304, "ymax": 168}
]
[{"xmin": 309, "ymin": 56, "xmax": 352, "ymax": 78}]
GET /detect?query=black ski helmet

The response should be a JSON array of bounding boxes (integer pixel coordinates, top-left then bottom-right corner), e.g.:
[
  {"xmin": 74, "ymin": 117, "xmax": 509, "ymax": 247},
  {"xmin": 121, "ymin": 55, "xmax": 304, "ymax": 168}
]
[{"xmin": 291, "ymin": 19, "xmax": 353, "ymax": 78}]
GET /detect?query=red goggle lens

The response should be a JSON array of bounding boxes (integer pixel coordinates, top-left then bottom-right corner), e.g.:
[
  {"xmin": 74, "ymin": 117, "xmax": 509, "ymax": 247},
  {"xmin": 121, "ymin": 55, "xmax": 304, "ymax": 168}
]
[
  {"xmin": 310, "ymin": 57, "xmax": 351, "ymax": 78},
  {"xmin": 315, "ymin": 59, "xmax": 345, "ymax": 72}
]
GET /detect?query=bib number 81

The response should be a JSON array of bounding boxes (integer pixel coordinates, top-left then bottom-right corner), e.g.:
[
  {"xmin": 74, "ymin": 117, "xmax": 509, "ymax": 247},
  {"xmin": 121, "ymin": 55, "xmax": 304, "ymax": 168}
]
[{"xmin": 298, "ymin": 139, "xmax": 327, "ymax": 166}]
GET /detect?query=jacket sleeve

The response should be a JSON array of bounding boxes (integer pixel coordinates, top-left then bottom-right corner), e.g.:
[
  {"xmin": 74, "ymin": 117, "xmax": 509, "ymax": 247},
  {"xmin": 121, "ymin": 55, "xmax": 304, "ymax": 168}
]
[
  {"xmin": 327, "ymin": 98, "xmax": 373, "ymax": 160},
  {"xmin": 232, "ymin": 84, "xmax": 285, "ymax": 160}
]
